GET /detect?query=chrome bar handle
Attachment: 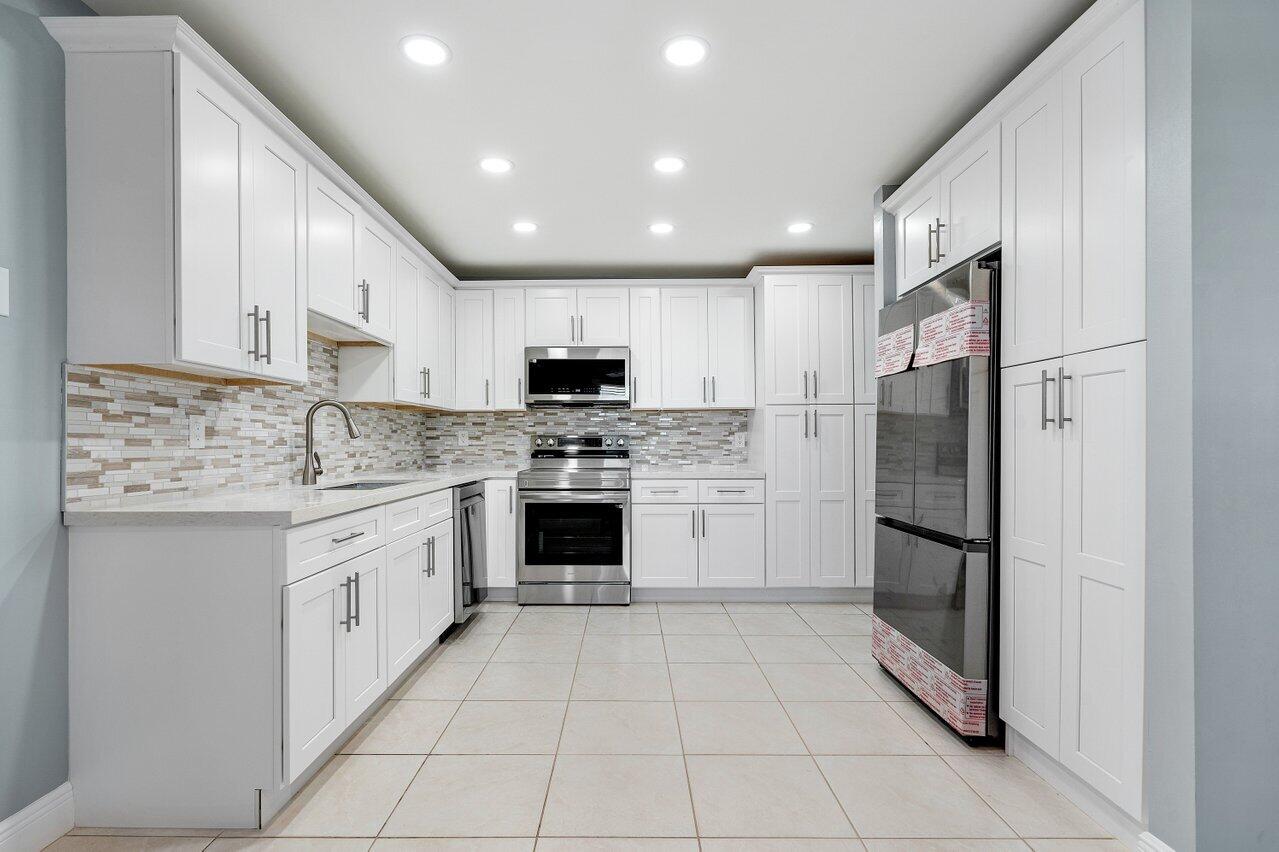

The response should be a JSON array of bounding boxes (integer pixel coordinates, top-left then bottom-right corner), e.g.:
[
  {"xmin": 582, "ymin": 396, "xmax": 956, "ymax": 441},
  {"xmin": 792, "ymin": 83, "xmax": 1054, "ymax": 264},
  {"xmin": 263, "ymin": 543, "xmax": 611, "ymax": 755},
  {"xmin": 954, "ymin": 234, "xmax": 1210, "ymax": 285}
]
[
  {"xmin": 927, "ymin": 223, "xmax": 937, "ymax": 268},
  {"xmin": 804, "ymin": 408, "xmax": 809, "ymax": 438},
  {"xmin": 1040, "ymin": 370, "xmax": 1056, "ymax": 430},
  {"xmin": 703, "ymin": 376, "xmax": 707, "ymax": 403},
  {"xmin": 570, "ymin": 315, "xmax": 575, "ymax": 342},
  {"xmin": 1058, "ymin": 367, "xmax": 1073, "ymax": 429},
  {"xmin": 421, "ymin": 367, "xmax": 428, "ymax": 397},
  {"xmin": 813, "ymin": 371, "xmax": 818, "ymax": 397},
  {"xmin": 935, "ymin": 218, "xmax": 946, "ymax": 260},
  {"xmin": 262, "ymin": 309, "xmax": 272, "ymax": 365},
  {"xmin": 701, "ymin": 508, "xmax": 706, "ymax": 538},
  {"xmin": 518, "ymin": 378, "xmax": 523, "ymax": 404},
  {"xmin": 632, "ymin": 376, "xmax": 637, "ymax": 403},
  {"xmin": 813, "ymin": 408, "xmax": 819, "ymax": 437},
  {"xmin": 352, "ymin": 571, "xmax": 361, "ymax": 627},
  {"xmin": 485, "ymin": 378, "xmax": 490, "ymax": 406},
  {"xmin": 509, "ymin": 485, "xmax": 514, "ymax": 514},
  {"xmin": 803, "ymin": 370, "xmax": 809, "ymax": 399},
  {"xmin": 579, "ymin": 314, "xmax": 584, "ymax": 341},
  {"xmin": 426, "ymin": 368, "xmax": 431, "ymax": 398},
  {"xmin": 247, "ymin": 305, "xmax": 262, "ymax": 360},
  {"xmin": 716, "ymin": 488, "xmax": 747, "ymax": 494},
  {"xmin": 340, "ymin": 577, "xmax": 352, "ymax": 632},
  {"xmin": 331, "ymin": 530, "xmax": 365, "ymax": 545},
  {"xmin": 359, "ymin": 280, "xmax": 370, "ymax": 322},
  {"xmin": 429, "ymin": 536, "xmax": 435, "ymax": 576},
  {"xmin": 692, "ymin": 509, "xmax": 696, "ymax": 538},
  {"xmin": 711, "ymin": 376, "xmax": 717, "ymax": 403}
]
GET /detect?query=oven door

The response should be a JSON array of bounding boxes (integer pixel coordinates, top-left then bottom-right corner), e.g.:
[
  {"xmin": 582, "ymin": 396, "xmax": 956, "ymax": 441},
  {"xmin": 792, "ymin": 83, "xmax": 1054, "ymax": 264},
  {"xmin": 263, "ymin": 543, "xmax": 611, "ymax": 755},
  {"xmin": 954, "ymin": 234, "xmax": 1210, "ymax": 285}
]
[
  {"xmin": 524, "ymin": 347, "xmax": 630, "ymax": 405},
  {"xmin": 518, "ymin": 490, "xmax": 631, "ymax": 584}
]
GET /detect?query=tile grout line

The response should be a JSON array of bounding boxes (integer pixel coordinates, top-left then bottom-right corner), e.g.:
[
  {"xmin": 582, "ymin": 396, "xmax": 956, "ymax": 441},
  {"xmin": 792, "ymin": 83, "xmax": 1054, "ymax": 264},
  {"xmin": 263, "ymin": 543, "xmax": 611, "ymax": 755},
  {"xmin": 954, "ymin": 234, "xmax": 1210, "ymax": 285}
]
[
  {"xmin": 664, "ymin": 605, "xmax": 705, "ymax": 841},
  {"xmin": 532, "ymin": 605, "xmax": 588, "ymax": 839}
]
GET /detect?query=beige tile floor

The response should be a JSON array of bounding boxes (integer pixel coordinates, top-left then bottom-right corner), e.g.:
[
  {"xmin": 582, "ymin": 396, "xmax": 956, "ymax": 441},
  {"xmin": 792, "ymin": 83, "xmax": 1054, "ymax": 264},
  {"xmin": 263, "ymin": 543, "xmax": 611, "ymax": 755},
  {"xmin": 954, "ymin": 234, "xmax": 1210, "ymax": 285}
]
[{"xmin": 52, "ymin": 601, "xmax": 1121, "ymax": 851}]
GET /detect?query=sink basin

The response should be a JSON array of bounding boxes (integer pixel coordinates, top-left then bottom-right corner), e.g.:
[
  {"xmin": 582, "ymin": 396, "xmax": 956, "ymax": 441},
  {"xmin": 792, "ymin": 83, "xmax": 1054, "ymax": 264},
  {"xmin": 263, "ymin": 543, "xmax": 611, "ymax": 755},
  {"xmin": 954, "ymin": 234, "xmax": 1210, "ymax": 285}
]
[{"xmin": 320, "ymin": 481, "xmax": 405, "ymax": 491}]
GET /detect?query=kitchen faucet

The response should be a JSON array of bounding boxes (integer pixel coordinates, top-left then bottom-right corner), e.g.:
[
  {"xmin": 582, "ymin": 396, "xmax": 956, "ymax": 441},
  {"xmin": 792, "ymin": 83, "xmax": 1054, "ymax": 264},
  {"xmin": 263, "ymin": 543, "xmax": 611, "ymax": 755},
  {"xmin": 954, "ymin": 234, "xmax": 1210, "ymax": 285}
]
[{"xmin": 302, "ymin": 399, "xmax": 362, "ymax": 485}]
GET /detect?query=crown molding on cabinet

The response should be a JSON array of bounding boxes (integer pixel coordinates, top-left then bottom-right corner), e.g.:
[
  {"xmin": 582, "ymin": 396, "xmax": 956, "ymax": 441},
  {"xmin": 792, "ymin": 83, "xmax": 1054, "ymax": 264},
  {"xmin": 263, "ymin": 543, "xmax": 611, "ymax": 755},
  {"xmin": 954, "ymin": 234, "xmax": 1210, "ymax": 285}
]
[
  {"xmin": 42, "ymin": 15, "xmax": 460, "ymax": 290},
  {"xmin": 882, "ymin": 0, "xmax": 1139, "ymax": 213},
  {"xmin": 460, "ymin": 266, "xmax": 874, "ymax": 290}
]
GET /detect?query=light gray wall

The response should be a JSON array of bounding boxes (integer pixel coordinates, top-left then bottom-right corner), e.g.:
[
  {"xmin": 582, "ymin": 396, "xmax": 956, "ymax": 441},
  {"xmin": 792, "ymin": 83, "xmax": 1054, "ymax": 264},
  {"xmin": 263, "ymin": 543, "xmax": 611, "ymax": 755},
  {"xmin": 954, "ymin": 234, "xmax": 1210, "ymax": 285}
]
[
  {"xmin": 0, "ymin": 0, "xmax": 91, "ymax": 823},
  {"xmin": 1191, "ymin": 0, "xmax": 1279, "ymax": 847},
  {"xmin": 1143, "ymin": 0, "xmax": 1196, "ymax": 849}
]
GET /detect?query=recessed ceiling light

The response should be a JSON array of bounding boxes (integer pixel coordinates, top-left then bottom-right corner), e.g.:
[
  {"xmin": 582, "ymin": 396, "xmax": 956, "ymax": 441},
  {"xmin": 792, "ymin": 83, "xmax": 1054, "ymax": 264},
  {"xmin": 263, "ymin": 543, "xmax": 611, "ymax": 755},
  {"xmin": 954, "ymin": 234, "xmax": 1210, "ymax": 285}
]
[
  {"xmin": 401, "ymin": 35, "xmax": 451, "ymax": 66},
  {"xmin": 653, "ymin": 156, "xmax": 686, "ymax": 174},
  {"xmin": 662, "ymin": 36, "xmax": 709, "ymax": 67},
  {"xmin": 649, "ymin": 222, "xmax": 675, "ymax": 235},
  {"xmin": 787, "ymin": 221, "xmax": 814, "ymax": 234},
  {"xmin": 480, "ymin": 157, "xmax": 513, "ymax": 174},
  {"xmin": 512, "ymin": 221, "xmax": 537, "ymax": 234}
]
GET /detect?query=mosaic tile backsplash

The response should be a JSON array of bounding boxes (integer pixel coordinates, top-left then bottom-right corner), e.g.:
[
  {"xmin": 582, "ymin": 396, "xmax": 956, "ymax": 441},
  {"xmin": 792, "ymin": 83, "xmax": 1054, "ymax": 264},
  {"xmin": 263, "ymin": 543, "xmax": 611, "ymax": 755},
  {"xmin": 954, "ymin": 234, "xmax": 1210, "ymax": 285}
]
[{"xmin": 64, "ymin": 338, "xmax": 750, "ymax": 506}]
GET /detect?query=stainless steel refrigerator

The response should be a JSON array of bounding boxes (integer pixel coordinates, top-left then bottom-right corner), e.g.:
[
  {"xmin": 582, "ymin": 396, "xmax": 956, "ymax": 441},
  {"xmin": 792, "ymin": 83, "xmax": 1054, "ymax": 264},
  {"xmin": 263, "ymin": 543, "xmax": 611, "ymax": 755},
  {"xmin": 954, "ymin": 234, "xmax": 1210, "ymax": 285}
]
[{"xmin": 872, "ymin": 254, "xmax": 1000, "ymax": 741}]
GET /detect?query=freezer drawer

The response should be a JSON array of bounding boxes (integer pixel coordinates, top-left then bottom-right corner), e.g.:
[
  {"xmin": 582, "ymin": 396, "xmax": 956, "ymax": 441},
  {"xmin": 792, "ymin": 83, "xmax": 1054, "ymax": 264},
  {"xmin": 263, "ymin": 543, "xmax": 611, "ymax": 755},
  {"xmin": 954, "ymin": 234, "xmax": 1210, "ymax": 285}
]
[{"xmin": 913, "ymin": 356, "xmax": 991, "ymax": 539}]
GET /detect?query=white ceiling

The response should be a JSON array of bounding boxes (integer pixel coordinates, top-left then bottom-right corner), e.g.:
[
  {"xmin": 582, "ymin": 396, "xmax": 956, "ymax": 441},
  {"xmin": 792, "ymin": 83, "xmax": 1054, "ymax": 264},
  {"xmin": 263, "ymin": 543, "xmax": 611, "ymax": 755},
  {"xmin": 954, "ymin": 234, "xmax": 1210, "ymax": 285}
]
[{"xmin": 85, "ymin": 0, "xmax": 1091, "ymax": 279}]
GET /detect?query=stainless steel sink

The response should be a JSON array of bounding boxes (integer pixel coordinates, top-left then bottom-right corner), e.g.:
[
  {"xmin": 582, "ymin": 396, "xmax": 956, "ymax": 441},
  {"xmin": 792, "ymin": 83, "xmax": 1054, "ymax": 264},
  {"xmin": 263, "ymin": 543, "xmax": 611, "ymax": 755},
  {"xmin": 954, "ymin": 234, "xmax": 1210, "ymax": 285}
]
[{"xmin": 320, "ymin": 481, "xmax": 404, "ymax": 491}]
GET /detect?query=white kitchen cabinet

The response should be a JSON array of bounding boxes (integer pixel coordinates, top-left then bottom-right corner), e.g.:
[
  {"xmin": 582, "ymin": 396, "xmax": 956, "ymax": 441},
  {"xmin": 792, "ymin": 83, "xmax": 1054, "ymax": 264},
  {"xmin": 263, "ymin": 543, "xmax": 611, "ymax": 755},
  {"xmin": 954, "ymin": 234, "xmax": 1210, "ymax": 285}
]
[
  {"xmin": 525, "ymin": 287, "xmax": 629, "ymax": 346},
  {"xmin": 660, "ymin": 288, "xmax": 710, "ymax": 408},
  {"xmin": 1001, "ymin": 72, "xmax": 1064, "ymax": 368},
  {"xmin": 999, "ymin": 359, "xmax": 1064, "ymax": 757},
  {"xmin": 385, "ymin": 535, "xmax": 429, "ymax": 682},
  {"xmin": 629, "ymin": 288, "xmax": 662, "ymax": 408},
  {"xmin": 852, "ymin": 405, "xmax": 877, "ymax": 587},
  {"xmin": 418, "ymin": 273, "xmax": 442, "ymax": 406},
  {"xmin": 762, "ymin": 274, "xmax": 854, "ymax": 406},
  {"xmin": 1059, "ymin": 341, "xmax": 1145, "ymax": 817},
  {"xmin": 698, "ymin": 504, "xmax": 765, "ymax": 587},
  {"xmin": 423, "ymin": 519, "xmax": 455, "ymax": 640},
  {"xmin": 894, "ymin": 181, "xmax": 942, "ymax": 293},
  {"xmin": 853, "ymin": 273, "xmax": 878, "ymax": 404},
  {"xmin": 392, "ymin": 246, "xmax": 425, "ymax": 403},
  {"xmin": 706, "ymin": 287, "xmax": 756, "ymax": 408},
  {"xmin": 283, "ymin": 563, "xmax": 345, "ymax": 783},
  {"xmin": 484, "ymin": 479, "xmax": 518, "ymax": 588},
  {"xmin": 340, "ymin": 547, "xmax": 387, "ymax": 724},
  {"xmin": 355, "ymin": 213, "xmax": 396, "ymax": 344},
  {"xmin": 1062, "ymin": 3, "xmax": 1145, "ymax": 356},
  {"xmin": 438, "ymin": 285, "xmax": 456, "ymax": 408},
  {"xmin": 632, "ymin": 503, "xmax": 700, "ymax": 588},
  {"xmin": 307, "ymin": 167, "xmax": 361, "ymax": 329},
  {"xmin": 455, "ymin": 289, "xmax": 495, "ymax": 410},
  {"xmin": 938, "ymin": 125, "xmax": 1001, "ymax": 268},
  {"xmin": 493, "ymin": 290, "xmax": 526, "ymax": 410},
  {"xmin": 765, "ymin": 405, "xmax": 859, "ymax": 587}
]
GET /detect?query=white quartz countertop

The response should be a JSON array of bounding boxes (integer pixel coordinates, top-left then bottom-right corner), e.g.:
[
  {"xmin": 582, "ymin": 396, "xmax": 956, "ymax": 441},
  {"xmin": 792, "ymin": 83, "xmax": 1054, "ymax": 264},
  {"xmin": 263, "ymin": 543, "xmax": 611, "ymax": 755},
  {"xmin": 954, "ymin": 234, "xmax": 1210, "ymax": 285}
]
[
  {"xmin": 61, "ymin": 468, "xmax": 522, "ymax": 528},
  {"xmin": 630, "ymin": 464, "xmax": 764, "ymax": 479}
]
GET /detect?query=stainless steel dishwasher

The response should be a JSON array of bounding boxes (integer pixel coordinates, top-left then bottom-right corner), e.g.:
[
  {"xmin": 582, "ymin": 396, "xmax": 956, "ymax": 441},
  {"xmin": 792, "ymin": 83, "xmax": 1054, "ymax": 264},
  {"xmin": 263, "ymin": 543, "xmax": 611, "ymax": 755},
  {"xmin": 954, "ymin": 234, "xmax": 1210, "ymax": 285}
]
[{"xmin": 453, "ymin": 482, "xmax": 488, "ymax": 623}]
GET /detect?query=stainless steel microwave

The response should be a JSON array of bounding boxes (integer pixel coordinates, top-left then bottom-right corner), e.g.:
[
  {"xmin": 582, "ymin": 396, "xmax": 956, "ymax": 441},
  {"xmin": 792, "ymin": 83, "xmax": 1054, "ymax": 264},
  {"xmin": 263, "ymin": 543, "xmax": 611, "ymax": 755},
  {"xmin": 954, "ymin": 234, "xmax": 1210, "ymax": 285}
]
[{"xmin": 524, "ymin": 347, "xmax": 630, "ymax": 406}]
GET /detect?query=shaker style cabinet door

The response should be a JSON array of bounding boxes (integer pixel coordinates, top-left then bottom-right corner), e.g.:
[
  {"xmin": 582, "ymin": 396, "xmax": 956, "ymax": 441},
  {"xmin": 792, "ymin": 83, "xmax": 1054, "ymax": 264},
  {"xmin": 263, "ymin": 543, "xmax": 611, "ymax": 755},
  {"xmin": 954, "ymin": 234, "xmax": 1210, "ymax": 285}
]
[
  {"xmin": 307, "ymin": 167, "xmax": 361, "ymax": 327},
  {"xmin": 1062, "ymin": 3, "xmax": 1145, "ymax": 356},
  {"xmin": 998, "ymin": 359, "xmax": 1064, "ymax": 757},
  {"xmin": 810, "ymin": 405, "xmax": 857, "ymax": 587},
  {"xmin": 423, "ymin": 521, "xmax": 455, "ymax": 642},
  {"xmin": 765, "ymin": 406, "xmax": 812, "ymax": 587},
  {"xmin": 342, "ymin": 548, "xmax": 387, "ymax": 723},
  {"xmin": 632, "ymin": 504, "xmax": 700, "ymax": 588},
  {"xmin": 484, "ymin": 479, "xmax": 518, "ymax": 588},
  {"xmin": 629, "ymin": 288, "xmax": 663, "ymax": 408},
  {"xmin": 283, "ymin": 565, "xmax": 345, "ymax": 783},
  {"xmin": 454, "ymin": 289, "xmax": 495, "ymax": 410},
  {"xmin": 438, "ymin": 286, "xmax": 456, "ymax": 408},
  {"xmin": 938, "ymin": 125, "xmax": 1001, "ymax": 268},
  {"xmin": 660, "ymin": 288, "xmax": 710, "ymax": 409},
  {"xmin": 895, "ymin": 179, "xmax": 941, "ymax": 293},
  {"xmin": 492, "ymin": 290, "xmax": 526, "ymax": 410},
  {"xmin": 853, "ymin": 405, "xmax": 877, "ymax": 587},
  {"xmin": 852, "ymin": 273, "xmax": 878, "ymax": 405},
  {"xmin": 1058, "ymin": 342, "xmax": 1145, "ymax": 818},
  {"xmin": 393, "ymin": 246, "xmax": 423, "ymax": 403},
  {"xmin": 578, "ymin": 287, "xmax": 630, "ymax": 346},
  {"xmin": 808, "ymin": 275, "xmax": 856, "ymax": 405},
  {"xmin": 763, "ymin": 275, "xmax": 810, "ymax": 405},
  {"xmin": 356, "ymin": 213, "xmax": 396, "ymax": 343},
  {"xmin": 1001, "ymin": 72, "xmax": 1064, "ymax": 368},
  {"xmin": 699, "ymin": 504, "xmax": 765, "ymax": 588},
  {"xmin": 417, "ymin": 272, "xmax": 441, "ymax": 405},
  {"xmin": 525, "ymin": 288, "xmax": 576, "ymax": 345},
  {"xmin": 385, "ymin": 535, "xmax": 429, "ymax": 682},
  {"xmin": 706, "ymin": 287, "xmax": 755, "ymax": 408},
  {"xmin": 175, "ymin": 58, "xmax": 250, "ymax": 373}
]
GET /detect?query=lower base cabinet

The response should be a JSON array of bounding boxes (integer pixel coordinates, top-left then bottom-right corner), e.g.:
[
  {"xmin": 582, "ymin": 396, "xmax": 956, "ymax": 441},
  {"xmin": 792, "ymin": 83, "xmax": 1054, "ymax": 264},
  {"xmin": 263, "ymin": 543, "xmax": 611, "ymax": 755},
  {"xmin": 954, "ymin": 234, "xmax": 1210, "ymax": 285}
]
[
  {"xmin": 698, "ymin": 504, "xmax": 765, "ymax": 587},
  {"xmin": 632, "ymin": 503, "xmax": 700, "ymax": 587},
  {"xmin": 485, "ymin": 478, "xmax": 517, "ymax": 587},
  {"xmin": 632, "ymin": 482, "xmax": 764, "ymax": 588},
  {"xmin": 385, "ymin": 518, "xmax": 455, "ymax": 684}
]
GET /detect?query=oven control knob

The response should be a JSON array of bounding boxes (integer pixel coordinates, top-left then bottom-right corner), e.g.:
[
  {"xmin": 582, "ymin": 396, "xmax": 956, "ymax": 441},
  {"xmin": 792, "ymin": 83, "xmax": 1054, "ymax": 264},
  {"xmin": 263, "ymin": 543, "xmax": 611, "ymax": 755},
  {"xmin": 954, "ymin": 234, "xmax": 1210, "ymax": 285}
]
[
  {"xmin": 604, "ymin": 439, "xmax": 613, "ymax": 447},
  {"xmin": 534, "ymin": 438, "xmax": 542, "ymax": 447},
  {"xmin": 547, "ymin": 438, "xmax": 556, "ymax": 446},
  {"xmin": 617, "ymin": 438, "xmax": 626, "ymax": 446}
]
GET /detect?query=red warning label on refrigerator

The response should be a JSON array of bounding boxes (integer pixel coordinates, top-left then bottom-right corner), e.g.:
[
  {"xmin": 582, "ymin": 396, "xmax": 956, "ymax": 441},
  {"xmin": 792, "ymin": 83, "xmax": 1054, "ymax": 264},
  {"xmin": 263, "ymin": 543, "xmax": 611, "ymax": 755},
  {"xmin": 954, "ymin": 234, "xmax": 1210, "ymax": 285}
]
[
  {"xmin": 874, "ymin": 326, "xmax": 915, "ymax": 377},
  {"xmin": 913, "ymin": 300, "xmax": 990, "ymax": 367}
]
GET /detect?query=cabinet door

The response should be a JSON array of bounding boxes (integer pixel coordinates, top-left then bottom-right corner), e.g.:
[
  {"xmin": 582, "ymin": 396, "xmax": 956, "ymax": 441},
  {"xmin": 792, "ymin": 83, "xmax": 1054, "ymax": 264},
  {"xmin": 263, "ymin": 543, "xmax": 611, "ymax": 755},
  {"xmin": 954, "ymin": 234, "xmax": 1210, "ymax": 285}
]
[
  {"xmin": 385, "ymin": 535, "xmax": 428, "ymax": 682},
  {"xmin": 418, "ymin": 272, "xmax": 440, "ymax": 405},
  {"xmin": 763, "ymin": 275, "xmax": 810, "ymax": 405},
  {"xmin": 853, "ymin": 405, "xmax": 877, "ymax": 587},
  {"xmin": 629, "ymin": 288, "xmax": 663, "ymax": 408},
  {"xmin": 484, "ymin": 479, "xmax": 517, "ymax": 588},
  {"xmin": 246, "ymin": 123, "xmax": 308, "ymax": 383},
  {"xmin": 307, "ymin": 168, "xmax": 360, "ymax": 327},
  {"xmin": 808, "ymin": 275, "xmax": 855, "ymax": 404},
  {"xmin": 810, "ymin": 406, "xmax": 857, "ymax": 587},
  {"xmin": 765, "ymin": 406, "xmax": 811, "ymax": 587},
  {"xmin": 660, "ymin": 288, "xmax": 710, "ymax": 408},
  {"xmin": 852, "ymin": 273, "xmax": 878, "ymax": 404},
  {"xmin": 175, "ymin": 58, "xmax": 250, "ymax": 373},
  {"xmin": 357, "ymin": 213, "xmax": 396, "ymax": 343},
  {"xmin": 283, "ymin": 565, "xmax": 344, "ymax": 783},
  {"xmin": 1059, "ymin": 342, "xmax": 1145, "ymax": 817},
  {"xmin": 423, "ymin": 522, "xmax": 456, "ymax": 641},
  {"xmin": 1062, "ymin": 3, "xmax": 1145, "ymax": 356},
  {"xmin": 578, "ymin": 287, "xmax": 630, "ymax": 346},
  {"xmin": 938, "ymin": 125, "xmax": 1001, "ymax": 268},
  {"xmin": 699, "ymin": 504, "xmax": 765, "ymax": 587},
  {"xmin": 438, "ymin": 285, "xmax": 456, "ymax": 408},
  {"xmin": 341, "ymin": 548, "xmax": 387, "ymax": 722},
  {"xmin": 998, "ymin": 360, "xmax": 1064, "ymax": 756},
  {"xmin": 525, "ymin": 288, "xmax": 576, "ymax": 345},
  {"xmin": 393, "ymin": 246, "xmax": 423, "ymax": 403},
  {"xmin": 632, "ymin": 504, "xmax": 699, "ymax": 587},
  {"xmin": 493, "ymin": 290, "xmax": 526, "ymax": 410},
  {"xmin": 895, "ymin": 179, "xmax": 941, "ymax": 292},
  {"xmin": 454, "ymin": 289, "xmax": 494, "ymax": 410},
  {"xmin": 706, "ymin": 287, "xmax": 755, "ymax": 408},
  {"xmin": 1002, "ymin": 73, "xmax": 1065, "ymax": 367}
]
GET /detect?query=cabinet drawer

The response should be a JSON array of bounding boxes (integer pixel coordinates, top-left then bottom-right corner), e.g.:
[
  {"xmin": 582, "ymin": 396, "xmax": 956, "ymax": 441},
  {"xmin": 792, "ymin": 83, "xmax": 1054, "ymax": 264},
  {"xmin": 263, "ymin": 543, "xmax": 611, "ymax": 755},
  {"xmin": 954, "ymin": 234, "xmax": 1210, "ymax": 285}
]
[
  {"xmin": 386, "ymin": 495, "xmax": 429, "ymax": 543},
  {"xmin": 286, "ymin": 506, "xmax": 386, "ymax": 584},
  {"xmin": 698, "ymin": 480, "xmax": 764, "ymax": 504},
  {"xmin": 633, "ymin": 480, "xmax": 698, "ymax": 503},
  {"xmin": 423, "ymin": 490, "xmax": 453, "ymax": 526}
]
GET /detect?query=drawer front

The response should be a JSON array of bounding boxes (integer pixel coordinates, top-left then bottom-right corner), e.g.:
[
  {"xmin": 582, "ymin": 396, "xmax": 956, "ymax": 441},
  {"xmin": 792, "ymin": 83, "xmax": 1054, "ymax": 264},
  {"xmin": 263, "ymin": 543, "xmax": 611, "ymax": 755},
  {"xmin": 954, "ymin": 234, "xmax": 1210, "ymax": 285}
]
[
  {"xmin": 424, "ymin": 490, "xmax": 453, "ymax": 525},
  {"xmin": 633, "ymin": 479, "xmax": 698, "ymax": 503},
  {"xmin": 698, "ymin": 479, "xmax": 765, "ymax": 504},
  {"xmin": 286, "ymin": 506, "xmax": 386, "ymax": 584},
  {"xmin": 386, "ymin": 495, "xmax": 429, "ymax": 543}
]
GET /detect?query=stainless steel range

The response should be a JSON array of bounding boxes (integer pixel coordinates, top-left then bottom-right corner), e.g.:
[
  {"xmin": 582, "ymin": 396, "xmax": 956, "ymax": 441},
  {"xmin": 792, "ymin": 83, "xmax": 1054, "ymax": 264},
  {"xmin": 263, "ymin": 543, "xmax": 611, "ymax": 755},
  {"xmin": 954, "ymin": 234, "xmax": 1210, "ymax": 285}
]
[{"xmin": 516, "ymin": 435, "xmax": 631, "ymax": 605}]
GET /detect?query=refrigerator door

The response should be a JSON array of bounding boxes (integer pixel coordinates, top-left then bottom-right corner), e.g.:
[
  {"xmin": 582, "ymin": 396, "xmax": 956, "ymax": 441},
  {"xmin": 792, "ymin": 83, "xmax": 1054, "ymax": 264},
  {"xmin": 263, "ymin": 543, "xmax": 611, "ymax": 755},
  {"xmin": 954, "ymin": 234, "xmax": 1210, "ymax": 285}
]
[{"xmin": 874, "ymin": 293, "xmax": 918, "ymax": 524}]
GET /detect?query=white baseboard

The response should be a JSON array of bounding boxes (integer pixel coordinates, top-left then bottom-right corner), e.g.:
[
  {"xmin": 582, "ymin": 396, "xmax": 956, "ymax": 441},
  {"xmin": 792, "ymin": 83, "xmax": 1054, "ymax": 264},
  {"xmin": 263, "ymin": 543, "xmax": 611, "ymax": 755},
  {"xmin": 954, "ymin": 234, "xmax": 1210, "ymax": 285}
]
[
  {"xmin": 1006, "ymin": 729, "xmax": 1147, "ymax": 849},
  {"xmin": 1137, "ymin": 831, "xmax": 1177, "ymax": 852},
  {"xmin": 0, "ymin": 783, "xmax": 74, "ymax": 852}
]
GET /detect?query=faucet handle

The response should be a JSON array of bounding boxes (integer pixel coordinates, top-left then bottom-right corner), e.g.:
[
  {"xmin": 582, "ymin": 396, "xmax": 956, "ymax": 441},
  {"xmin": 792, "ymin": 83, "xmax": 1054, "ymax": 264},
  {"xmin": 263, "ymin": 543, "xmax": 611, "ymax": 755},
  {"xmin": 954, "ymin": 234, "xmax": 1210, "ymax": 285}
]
[{"xmin": 312, "ymin": 452, "xmax": 324, "ymax": 477}]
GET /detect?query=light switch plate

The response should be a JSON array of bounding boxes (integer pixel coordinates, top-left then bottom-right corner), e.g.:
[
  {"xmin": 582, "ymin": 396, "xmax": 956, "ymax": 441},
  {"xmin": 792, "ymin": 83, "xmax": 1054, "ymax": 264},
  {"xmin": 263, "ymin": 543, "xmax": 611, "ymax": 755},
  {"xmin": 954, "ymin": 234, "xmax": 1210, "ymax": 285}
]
[
  {"xmin": 0, "ymin": 267, "xmax": 9, "ymax": 317},
  {"xmin": 188, "ymin": 415, "xmax": 206, "ymax": 449}
]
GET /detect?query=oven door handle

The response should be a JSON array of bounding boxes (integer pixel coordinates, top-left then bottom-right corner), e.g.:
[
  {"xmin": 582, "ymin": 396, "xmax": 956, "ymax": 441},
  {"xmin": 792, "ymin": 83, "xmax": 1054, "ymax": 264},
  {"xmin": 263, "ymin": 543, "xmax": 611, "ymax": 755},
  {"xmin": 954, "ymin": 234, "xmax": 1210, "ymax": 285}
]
[{"xmin": 517, "ymin": 490, "xmax": 631, "ymax": 504}]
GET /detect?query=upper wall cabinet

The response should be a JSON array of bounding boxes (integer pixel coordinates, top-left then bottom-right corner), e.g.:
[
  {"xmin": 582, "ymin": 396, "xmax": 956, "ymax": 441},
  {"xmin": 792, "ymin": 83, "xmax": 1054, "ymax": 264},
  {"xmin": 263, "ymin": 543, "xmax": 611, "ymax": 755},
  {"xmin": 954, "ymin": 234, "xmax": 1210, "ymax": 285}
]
[
  {"xmin": 660, "ymin": 287, "xmax": 755, "ymax": 409},
  {"xmin": 763, "ymin": 274, "xmax": 856, "ymax": 406},
  {"xmin": 57, "ymin": 49, "xmax": 308, "ymax": 383},
  {"xmin": 526, "ymin": 287, "xmax": 629, "ymax": 346},
  {"xmin": 492, "ymin": 290, "xmax": 526, "ymax": 410},
  {"xmin": 629, "ymin": 288, "xmax": 663, "ymax": 408},
  {"xmin": 455, "ymin": 290, "xmax": 495, "ymax": 410},
  {"xmin": 852, "ymin": 272, "xmax": 878, "ymax": 404}
]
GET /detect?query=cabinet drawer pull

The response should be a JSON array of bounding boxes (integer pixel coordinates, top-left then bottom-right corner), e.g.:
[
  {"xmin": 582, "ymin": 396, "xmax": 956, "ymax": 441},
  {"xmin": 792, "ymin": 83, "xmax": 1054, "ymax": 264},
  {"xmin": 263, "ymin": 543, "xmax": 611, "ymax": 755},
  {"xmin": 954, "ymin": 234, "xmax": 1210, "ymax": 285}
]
[
  {"xmin": 331, "ymin": 530, "xmax": 366, "ymax": 545},
  {"xmin": 716, "ymin": 489, "xmax": 747, "ymax": 494},
  {"xmin": 650, "ymin": 488, "xmax": 680, "ymax": 494}
]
